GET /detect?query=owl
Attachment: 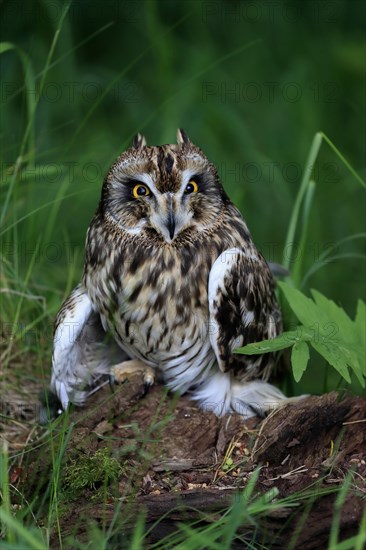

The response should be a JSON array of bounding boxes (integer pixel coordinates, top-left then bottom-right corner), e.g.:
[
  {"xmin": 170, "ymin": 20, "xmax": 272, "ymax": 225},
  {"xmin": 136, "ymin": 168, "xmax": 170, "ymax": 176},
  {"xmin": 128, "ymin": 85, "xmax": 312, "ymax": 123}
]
[{"xmin": 51, "ymin": 129, "xmax": 286, "ymax": 419}]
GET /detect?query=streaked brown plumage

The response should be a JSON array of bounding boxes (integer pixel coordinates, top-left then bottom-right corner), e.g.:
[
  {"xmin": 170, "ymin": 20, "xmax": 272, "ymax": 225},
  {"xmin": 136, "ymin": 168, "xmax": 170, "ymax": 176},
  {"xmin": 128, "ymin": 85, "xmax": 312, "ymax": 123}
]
[{"xmin": 51, "ymin": 130, "xmax": 285, "ymax": 418}]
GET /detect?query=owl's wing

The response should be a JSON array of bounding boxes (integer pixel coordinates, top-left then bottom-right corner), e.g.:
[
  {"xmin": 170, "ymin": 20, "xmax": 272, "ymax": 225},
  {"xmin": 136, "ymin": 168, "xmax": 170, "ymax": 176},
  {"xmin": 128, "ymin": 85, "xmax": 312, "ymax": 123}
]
[
  {"xmin": 208, "ymin": 247, "xmax": 282, "ymax": 378},
  {"xmin": 51, "ymin": 284, "xmax": 124, "ymax": 409}
]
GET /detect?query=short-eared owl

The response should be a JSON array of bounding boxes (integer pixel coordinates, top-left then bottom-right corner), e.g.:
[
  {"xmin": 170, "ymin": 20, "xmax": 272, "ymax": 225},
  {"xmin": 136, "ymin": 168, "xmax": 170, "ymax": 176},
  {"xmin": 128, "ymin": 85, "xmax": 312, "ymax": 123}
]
[{"xmin": 51, "ymin": 130, "xmax": 286, "ymax": 418}]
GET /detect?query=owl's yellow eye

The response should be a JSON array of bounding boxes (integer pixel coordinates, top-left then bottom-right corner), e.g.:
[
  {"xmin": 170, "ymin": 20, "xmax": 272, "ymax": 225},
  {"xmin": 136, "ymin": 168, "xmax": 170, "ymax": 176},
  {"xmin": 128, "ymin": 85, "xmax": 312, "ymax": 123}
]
[
  {"xmin": 132, "ymin": 184, "xmax": 150, "ymax": 198},
  {"xmin": 184, "ymin": 180, "xmax": 198, "ymax": 194}
]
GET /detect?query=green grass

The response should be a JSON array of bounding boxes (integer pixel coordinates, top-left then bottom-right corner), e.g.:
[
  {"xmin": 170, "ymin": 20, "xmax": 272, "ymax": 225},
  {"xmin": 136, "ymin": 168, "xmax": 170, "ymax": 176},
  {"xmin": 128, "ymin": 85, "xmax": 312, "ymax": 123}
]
[
  {"xmin": 1, "ymin": 431, "xmax": 365, "ymax": 550},
  {"xmin": 0, "ymin": 0, "xmax": 365, "ymax": 547}
]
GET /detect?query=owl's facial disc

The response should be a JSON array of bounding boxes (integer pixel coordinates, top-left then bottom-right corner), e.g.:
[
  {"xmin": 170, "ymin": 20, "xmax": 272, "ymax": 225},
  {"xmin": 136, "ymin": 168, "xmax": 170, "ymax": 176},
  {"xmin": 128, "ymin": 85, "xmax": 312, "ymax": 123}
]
[{"xmin": 105, "ymin": 140, "xmax": 227, "ymax": 242}]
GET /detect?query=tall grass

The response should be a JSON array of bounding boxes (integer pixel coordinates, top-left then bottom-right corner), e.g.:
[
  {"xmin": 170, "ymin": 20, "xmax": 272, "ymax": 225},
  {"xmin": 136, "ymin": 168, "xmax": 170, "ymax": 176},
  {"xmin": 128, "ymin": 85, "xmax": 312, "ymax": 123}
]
[
  {"xmin": 1, "ymin": 0, "xmax": 365, "ymax": 391},
  {"xmin": 0, "ymin": 0, "xmax": 365, "ymax": 547}
]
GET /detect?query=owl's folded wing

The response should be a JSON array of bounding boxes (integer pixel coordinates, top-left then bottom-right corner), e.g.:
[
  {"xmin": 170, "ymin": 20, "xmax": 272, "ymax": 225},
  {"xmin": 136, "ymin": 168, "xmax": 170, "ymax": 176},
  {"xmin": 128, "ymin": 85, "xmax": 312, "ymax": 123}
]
[
  {"xmin": 51, "ymin": 284, "xmax": 96, "ymax": 407},
  {"xmin": 208, "ymin": 247, "xmax": 282, "ymax": 377},
  {"xmin": 51, "ymin": 284, "xmax": 119, "ymax": 408}
]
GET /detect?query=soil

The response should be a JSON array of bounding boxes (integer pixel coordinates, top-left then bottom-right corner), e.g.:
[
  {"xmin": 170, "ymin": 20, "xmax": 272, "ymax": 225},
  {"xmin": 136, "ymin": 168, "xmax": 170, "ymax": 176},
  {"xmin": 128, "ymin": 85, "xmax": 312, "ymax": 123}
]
[{"xmin": 8, "ymin": 377, "xmax": 366, "ymax": 549}]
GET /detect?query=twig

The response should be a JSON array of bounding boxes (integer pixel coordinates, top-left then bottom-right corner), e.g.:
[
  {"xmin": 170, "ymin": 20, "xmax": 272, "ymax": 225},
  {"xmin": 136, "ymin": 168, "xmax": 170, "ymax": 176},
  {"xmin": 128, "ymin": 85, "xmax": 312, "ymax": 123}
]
[{"xmin": 267, "ymin": 465, "xmax": 308, "ymax": 482}]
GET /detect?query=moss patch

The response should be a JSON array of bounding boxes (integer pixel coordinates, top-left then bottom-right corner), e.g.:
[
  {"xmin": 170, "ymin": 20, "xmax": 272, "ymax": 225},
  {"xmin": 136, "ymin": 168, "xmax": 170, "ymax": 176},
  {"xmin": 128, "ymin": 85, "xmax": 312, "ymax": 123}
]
[{"xmin": 62, "ymin": 448, "xmax": 122, "ymax": 497}]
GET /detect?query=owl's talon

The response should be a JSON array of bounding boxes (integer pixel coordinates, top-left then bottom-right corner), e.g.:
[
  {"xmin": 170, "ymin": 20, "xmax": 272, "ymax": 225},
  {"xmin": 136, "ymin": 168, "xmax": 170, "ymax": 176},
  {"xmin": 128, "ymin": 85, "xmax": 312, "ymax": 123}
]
[
  {"xmin": 110, "ymin": 359, "xmax": 155, "ymax": 389},
  {"xmin": 143, "ymin": 370, "xmax": 155, "ymax": 387},
  {"xmin": 39, "ymin": 389, "xmax": 64, "ymax": 424},
  {"xmin": 142, "ymin": 369, "xmax": 155, "ymax": 395},
  {"xmin": 143, "ymin": 381, "xmax": 152, "ymax": 397}
]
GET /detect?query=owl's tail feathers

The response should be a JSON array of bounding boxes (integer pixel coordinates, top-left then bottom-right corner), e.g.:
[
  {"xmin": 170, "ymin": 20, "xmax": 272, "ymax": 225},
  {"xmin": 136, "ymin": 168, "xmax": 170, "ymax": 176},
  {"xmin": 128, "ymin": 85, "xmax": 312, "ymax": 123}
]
[
  {"xmin": 230, "ymin": 380, "xmax": 290, "ymax": 419},
  {"xmin": 192, "ymin": 371, "xmax": 302, "ymax": 420}
]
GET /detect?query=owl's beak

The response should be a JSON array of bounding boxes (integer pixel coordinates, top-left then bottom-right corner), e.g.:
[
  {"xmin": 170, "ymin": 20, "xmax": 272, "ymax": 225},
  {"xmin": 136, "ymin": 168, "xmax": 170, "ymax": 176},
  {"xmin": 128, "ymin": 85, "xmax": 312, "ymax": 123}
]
[
  {"xmin": 166, "ymin": 209, "xmax": 176, "ymax": 240},
  {"xmin": 149, "ymin": 193, "xmax": 189, "ymax": 243}
]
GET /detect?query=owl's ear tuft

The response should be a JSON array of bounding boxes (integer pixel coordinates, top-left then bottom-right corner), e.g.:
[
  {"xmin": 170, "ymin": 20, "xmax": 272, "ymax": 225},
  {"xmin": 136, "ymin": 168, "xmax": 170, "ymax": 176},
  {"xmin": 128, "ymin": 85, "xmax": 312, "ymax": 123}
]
[
  {"xmin": 132, "ymin": 133, "xmax": 147, "ymax": 149},
  {"xmin": 177, "ymin": 128, "xmax": 192, "ymax": 146}
]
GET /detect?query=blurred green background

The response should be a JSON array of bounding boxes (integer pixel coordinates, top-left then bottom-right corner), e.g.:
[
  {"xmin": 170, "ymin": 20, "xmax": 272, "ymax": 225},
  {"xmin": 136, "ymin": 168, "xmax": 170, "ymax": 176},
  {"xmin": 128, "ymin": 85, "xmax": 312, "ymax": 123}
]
[{"xmin": 1, "ymin": 0, "xmax": 365, "ymax": 393}]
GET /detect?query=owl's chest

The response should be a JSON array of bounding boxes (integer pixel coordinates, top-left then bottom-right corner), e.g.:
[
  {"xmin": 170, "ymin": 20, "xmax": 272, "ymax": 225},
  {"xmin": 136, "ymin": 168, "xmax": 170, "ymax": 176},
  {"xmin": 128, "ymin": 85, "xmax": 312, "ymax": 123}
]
[
  {"xmin": 126, "ymin": 257, "xmax": 208, "ymax": 326},
  {"xmin": 88, "ymin": 244, "xmax": 212, "ymax": 358}
]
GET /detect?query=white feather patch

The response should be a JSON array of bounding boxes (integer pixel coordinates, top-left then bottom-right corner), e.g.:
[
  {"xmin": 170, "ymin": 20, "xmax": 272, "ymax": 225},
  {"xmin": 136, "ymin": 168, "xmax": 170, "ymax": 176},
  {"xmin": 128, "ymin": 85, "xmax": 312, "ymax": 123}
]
[
  {"xmin": 231, "ymin": 379, "xmax": 286, "ymax": 418},
  {"xmin": 208, "ymin": 248, "xmax": 242, "ymax": 370},
  {"xmin": 243, "ymin": 310, "xmax": 254, "ymax": 327},
  {"xmin": 51, "ymin": 285, "xmax": 121, "ymax": 408},
  {"xmin": 192, "ymin": 371, "xmax": 286, "ymax": 419},
  {"xmin": 52, "ymin": 286, "xmax": 94, "ymax": 370},
  {"xmin": 191, "ymin": 370, "xmax": 233, "ymax": 416}
]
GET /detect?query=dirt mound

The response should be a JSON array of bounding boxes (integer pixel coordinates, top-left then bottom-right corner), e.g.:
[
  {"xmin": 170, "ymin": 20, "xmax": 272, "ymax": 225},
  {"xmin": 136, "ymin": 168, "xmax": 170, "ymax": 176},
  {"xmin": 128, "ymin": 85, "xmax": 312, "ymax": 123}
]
[{"xmin": 17, "ymin": 378, "xmax": 366, "ymax": 548}]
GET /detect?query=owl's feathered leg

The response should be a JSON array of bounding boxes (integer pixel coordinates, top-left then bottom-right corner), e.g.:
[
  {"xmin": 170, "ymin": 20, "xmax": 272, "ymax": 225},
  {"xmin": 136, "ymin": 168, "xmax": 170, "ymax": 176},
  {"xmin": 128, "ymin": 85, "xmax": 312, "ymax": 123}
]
[
  {"xmin": 51, "ymin": 284, "xmax": 127, "ymax": 409},
  {"xmin": 191, "ymin": 370, "xmax": 287, "ymax": 419},
  {"xmin": 110, "ymin": 359, "xmax": 155, "ymax": 394}
]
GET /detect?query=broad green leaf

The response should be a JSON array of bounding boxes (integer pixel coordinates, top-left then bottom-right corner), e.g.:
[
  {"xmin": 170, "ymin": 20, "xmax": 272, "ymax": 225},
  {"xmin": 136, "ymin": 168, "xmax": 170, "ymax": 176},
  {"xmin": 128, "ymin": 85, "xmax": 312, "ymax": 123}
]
[
  {"xmin": 310, "ymin": 289, "xmax": 354, "ymax": 343},
  {"xmin": 355, "ymin": 299, "xmax": 366, "ymax": 329},
  {"xmin": 311, "ymin": 296, "xmax": 366, "ymax": 387},
  {"xmin": 279, "ymin": 282, "xmax": 328, "ymax": 327},
  {"xmin": 280, "ymin": 283, "xmax": 365, "ymax": 385},
  {"xmin": 308, "ymin": 292, "xmax": 365, "ymax": 384},
  {"xmin": 311, "ymin": 341, "xmax": 351, "ymax": 383},
  {"xmin": 351, "ymin": 360, "xmax": 366, "ymax": 387},
  {"xmin": 237, "ymin": 283, "xmax": 364, "ymax": 386},
  {"xmin": 354, "ymin": 299, "xmax": 366, "ymax": 376},
  {"xmin": 291, "ymin": 341, "xmax": 310, "ymax": 382},
  {"xmin": 235, "ymin": 330, "xmax": 302, "ymax": 355}
]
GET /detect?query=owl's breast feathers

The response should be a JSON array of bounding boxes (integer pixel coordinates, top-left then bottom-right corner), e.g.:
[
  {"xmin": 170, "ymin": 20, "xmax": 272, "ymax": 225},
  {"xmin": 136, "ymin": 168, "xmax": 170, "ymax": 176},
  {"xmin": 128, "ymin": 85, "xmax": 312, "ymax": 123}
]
[{"xmin": 82, "ymin": 203, "xmax": 280, "ymax": 383}]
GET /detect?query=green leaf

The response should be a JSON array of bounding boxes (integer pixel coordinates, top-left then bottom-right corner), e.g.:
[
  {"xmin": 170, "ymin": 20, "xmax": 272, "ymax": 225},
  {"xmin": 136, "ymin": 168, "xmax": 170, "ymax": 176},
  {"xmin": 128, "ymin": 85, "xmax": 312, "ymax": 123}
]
[
  {"xmin": 310, "ymin": 289, "xmax": 354, "ymax": 343},
  {"xmin": 235, "ymin": 330, "xmax": 302, "ymax": 355},
  {"xmin": 308, "ymin": 293, "xmax": 365, "ymax": 385},
  {"xmin": 355, "ymin": 299, "xmax": 366, "ymax": 329},
  {"xmin": 291, "ymin": 341, "xmax": 310, "ymax": 382},
  {"xmin": 280, "ymin": 283, "xmax": 365, "ymax": 386},
  {"xmin": 279, "ymin": 281, "xmax": 328, "ymax": 327},
  {"xmin": 354, "ymin": 300, "xmax": 366, "ymax": 377},
  {"xmin": 237, "ymin": 282, "xmax": 364, "ymax": 386},
  {"xmin": 311, "ymin": 341, "xmax": 351, "ymax": 383}
]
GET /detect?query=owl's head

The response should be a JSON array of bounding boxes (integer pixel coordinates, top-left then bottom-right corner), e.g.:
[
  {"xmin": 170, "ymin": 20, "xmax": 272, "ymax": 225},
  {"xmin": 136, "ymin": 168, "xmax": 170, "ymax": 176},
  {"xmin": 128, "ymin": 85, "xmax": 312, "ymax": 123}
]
[{"xmin": 100, "ymin": 129, "xmax": 230, "ymax": 243}]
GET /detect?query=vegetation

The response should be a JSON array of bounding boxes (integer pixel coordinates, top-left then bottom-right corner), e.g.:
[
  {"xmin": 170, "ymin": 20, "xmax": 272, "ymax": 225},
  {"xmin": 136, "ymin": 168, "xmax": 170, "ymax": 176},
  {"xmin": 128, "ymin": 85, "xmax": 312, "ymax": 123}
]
[
  {"xmin": 239, "ymin": 282, "xmax": 365, "ymax": 388},
  {"xmin": 0, "ymin": 0, "xmax": 365, "ymax": 548}
]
